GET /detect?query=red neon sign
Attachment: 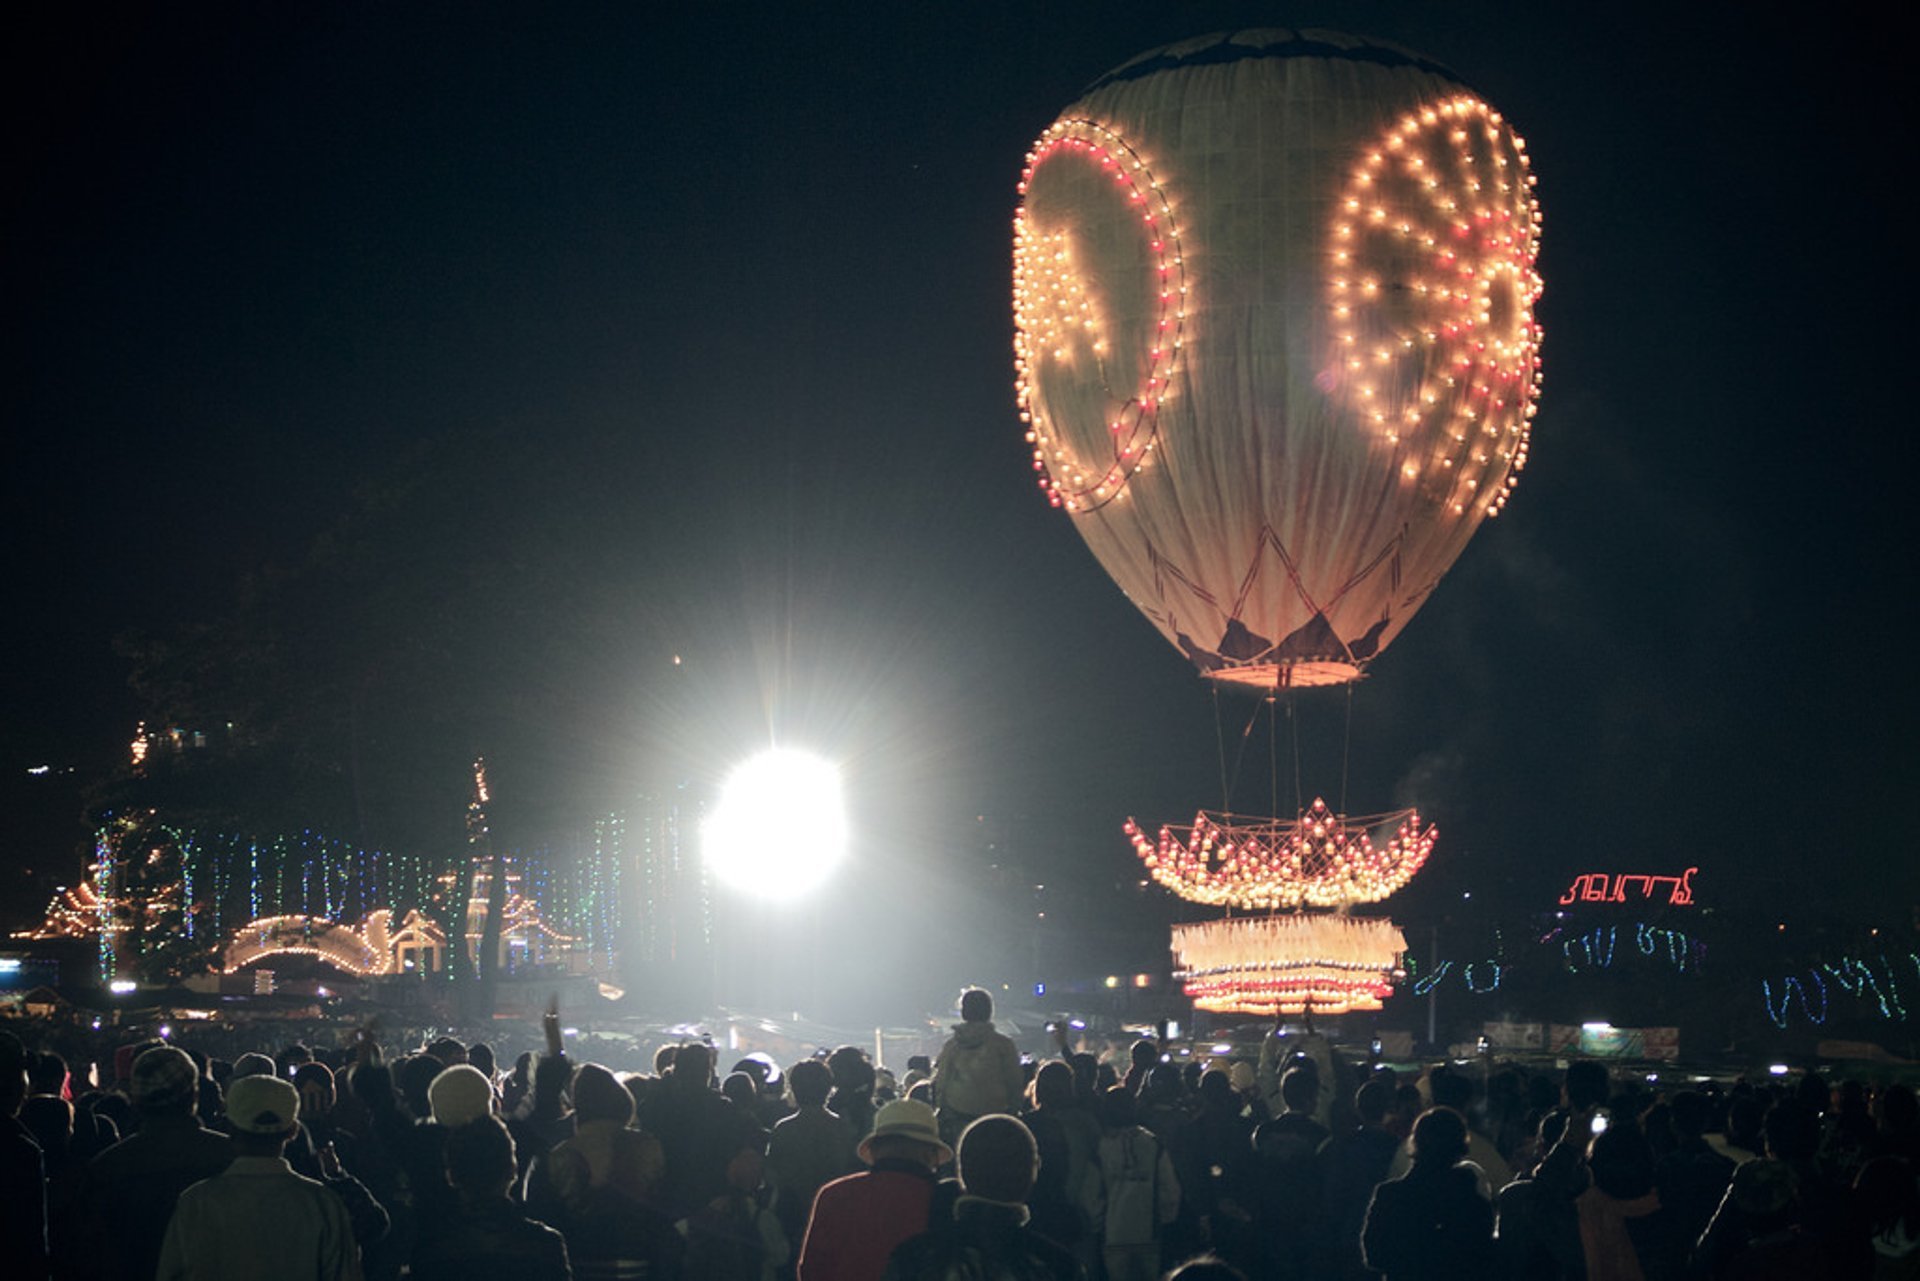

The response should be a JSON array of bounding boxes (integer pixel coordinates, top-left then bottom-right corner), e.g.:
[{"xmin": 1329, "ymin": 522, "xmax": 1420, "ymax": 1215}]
[{"xmin": 1558, "ymin": 867, "xmax": 1697, "ymax": 907}]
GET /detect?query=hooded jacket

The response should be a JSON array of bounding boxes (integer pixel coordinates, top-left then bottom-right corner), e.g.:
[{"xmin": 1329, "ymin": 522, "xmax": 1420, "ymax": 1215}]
[{"xmin": 932, "ymin": 1022, "xmax": 1024, "ymax": 1120}]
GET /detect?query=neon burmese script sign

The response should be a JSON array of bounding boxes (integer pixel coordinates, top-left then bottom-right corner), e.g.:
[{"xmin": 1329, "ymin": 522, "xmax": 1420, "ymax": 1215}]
[{"xmin": 1558, "ymin": 868, "xmax": 1697, "ymax": 907}]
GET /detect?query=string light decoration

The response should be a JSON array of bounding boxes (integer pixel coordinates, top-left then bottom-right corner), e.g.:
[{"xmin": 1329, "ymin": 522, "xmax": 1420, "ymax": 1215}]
[
  {"xmin": 1172, "ymin": 915, "xmax": 1407, "ymax": 1016},
  {"xmin": 1125, "ymin": 799, "xmax": 1436, "ymax": 910},
  {"xmin": 1329, "ymin": 96, "xmax": 1543, "ymax": 517},
  {"xmin": 1014, "ymin": 118, "xmax": 1185, "ymax": 512}
]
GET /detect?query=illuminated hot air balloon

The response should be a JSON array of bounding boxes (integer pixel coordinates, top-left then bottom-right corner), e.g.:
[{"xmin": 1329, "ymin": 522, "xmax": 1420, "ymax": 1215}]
[{"xmin": 1014, "ymin": 29, "xmax": 1542, "ymax": 689}]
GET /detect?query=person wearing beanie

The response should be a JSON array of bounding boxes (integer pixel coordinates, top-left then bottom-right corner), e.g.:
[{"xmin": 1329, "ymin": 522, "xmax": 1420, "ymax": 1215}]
[
  {"xmin": 800, "ymin": 1098, "xmax": 957, "ymax": 1281},
  {"xmin": 931, "ymin": 989, "xmax": 1024, "ymax": 1149},
  {"xmin": 884, "ymin": 1113, "xmax": 1081, "ymax": 1280},
  {"xmin": 427, "ymin": 1063, "xmax": 495, "ymax": 1128},
  {"xmin": 80, "ymin": 1046, "xmax": 234, "ymax": 1281},
  {"xmin": 157, "ymin": 1074, "xmax": 359, "ymax": 1280}
]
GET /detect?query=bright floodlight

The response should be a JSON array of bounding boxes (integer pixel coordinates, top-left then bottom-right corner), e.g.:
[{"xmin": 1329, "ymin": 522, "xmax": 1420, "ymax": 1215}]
[{"xmin": 703, "ymin": 748, "xmax": 847, "ymax": 898}]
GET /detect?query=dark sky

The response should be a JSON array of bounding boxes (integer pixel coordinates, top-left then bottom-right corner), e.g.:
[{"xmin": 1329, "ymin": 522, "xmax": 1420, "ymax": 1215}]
[{"xmin": 4, "ymin": 1, "xmax": 1912, "ymax": 953}]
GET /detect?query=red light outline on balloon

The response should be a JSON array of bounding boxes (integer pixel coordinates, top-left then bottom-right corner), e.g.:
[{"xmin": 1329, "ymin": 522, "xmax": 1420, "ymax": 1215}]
[{"xmin": 1015, "ymin": 118, "xmax": 1185, "ymax": 512}]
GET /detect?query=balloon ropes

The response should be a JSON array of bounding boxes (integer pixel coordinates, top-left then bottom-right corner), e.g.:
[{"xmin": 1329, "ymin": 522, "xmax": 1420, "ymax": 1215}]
[{"xmin": 1013, "ymin": 30, "xmax": 1543, "ymax": 1015}]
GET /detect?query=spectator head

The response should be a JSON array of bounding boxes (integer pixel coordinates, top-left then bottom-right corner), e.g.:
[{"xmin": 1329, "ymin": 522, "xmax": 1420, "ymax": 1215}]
[
  {"xmin": 673, "ymin": 1042, "xmax": 713, "ymax": 1087},
  {"xmin": 1588, "ymin": 1127, "xmax": 1656, "ymax": 1199},
  {"xmin": 21, "ymin": 1094, "xmax": 73, "ymax": 1156},
  {"xmin": 907, "ymin": 1081, "xmax": 934, "ymax": 1106},
  {"xmin": 276, "ymin": 1043, "xmax": 313, "ymax": 1077},
  {"xmin": 955, "ymin": 1114, "xmax": 1040, "ymax": 1204},
  {"xmin": 426, "ymin": 1036, "xmax": 467, "ymax": 1067},
  {"xmin": 653, "ymin": 1044, "xmax": 679, "ymax": 1076},
  {"xmin": 1130, "ymin": 1039, "xmax": 1160, "ymax": 1071},
  {"xmin": 293, "ymin": 1062, "xmax": 335, "ymax": 1118},
  {"xmin": 1729, "ymin": 1157, "xmax": 1799, "ymax": 1230},
  {"xmin": 572, "ymin": 1063, "xmax": 634, "ymax": 1127},
  {"xmin": 1564, "ymin": 1061, "xmax": 1609, "ymax": 1113},
  {"xmin": 1763, "ymin": 1099, "xmax": 1821, "ymax": 1165},
  {"xmin": 1281, "ymin": 1066, "xmax": 1321, "ymax": 1115},
  {"xmin": 398, "ymin": 1054, "xmax": 445, "ymax": 1116},
  {"xmin": 468, "ymin": 1043, "xmax": 496, "ymax": 1081},
  {"xmin": 1354, "ymin": 1077, "xmax": 1393, "ymax": 1125},
  {"xmin": 27, "ymin": 1050, "xmax": 68, "ymax": 1098},
  {"xmin": 130, "ymin": 1045, "xmax": 200, "ymax": 1117},
  {"xmin": 1428, "ymin": 1065, "xmax": 1472, "ymax": 1113},
  {"xmin": 827, "ymin": 1046, "xmax": 873, "ymax": 1092},
  {"xmin": 1032, "ymin": 1060, "xmax": 1076, "ymax": 1111},
  {"xmin": 1793, "ymin": 1072, "xmax": 1830, "ymax": 1115},
  {"xmin": 226, "ymin": 1074, "xmax": 300, "ymax": 1155},
  {"xmin": 231, "ymin": 1052, "xmax": 276, "ymax": 1081},
  {"xmin": 722, "ymin": 1072, "xmax": 759, "ymax": 1111},
  {"xmin": 1409, "ymin": 1106, "xmax": 1470, "ymax": 1167},
  {"xmin": 1669, "ymin": 1090, "xmax": 1712, "ymax": 1140},
  {"xmin": 428, "ymin": 1064, "xmax": 494, "ymax": 1128},
  {"xmin": 959, "ymin": 988, "xmax": 993, "ymax": 1023},
  {"xmin": 788, "ymin": 1059, "xmax": 832, "ymax": 1109},
  {"xmin": 859, "ymin": 1098, "xmax": 951, "ymax": 1170},
  {"xmin": 1727, "ymin": 1096, "xmax": 1766, "ymax": 1151},
  {"xmin": 1198, "ymin": 1068, "xmax": 1236, "ymax": 1110},
  {"xmin": 444, "ymin": 1115, "xmax": 517, "ymax": 1199},
  {"xmin": 1144, "ymin": 1063, "xmax": 1182, "ymax": 1103},
  {"xmin": 1227, "ymin": 1061, "xmax": 1257, "ymax": 1095},
  {"xmin": 907, "ymin": 1054, "xmax": 932, "ymax": 1076}
]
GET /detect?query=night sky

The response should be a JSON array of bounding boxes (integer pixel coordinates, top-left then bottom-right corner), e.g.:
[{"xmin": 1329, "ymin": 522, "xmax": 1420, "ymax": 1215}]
[{"xmin": 4, "ymin": 4, "xmax": 1912, "ymax": 1006}]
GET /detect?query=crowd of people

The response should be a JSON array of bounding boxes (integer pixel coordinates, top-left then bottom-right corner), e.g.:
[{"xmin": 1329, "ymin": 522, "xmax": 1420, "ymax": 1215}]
[{"xmin": 3, "ymin": 986, "xmax": 1919, "ymax": 1279}]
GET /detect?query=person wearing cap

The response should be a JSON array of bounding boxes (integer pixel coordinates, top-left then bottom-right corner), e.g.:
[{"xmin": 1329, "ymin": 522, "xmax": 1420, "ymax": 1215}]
[
  {"xmin": 883, "ymin": 1113, "xmax": 1081, "ymax": 1280},
  {"xmin": 157, "ymin": 1072, "xmax": 360, "ymax": 1280},
  {"xmin": 79, "ymin": 1045, "xmax": 234, "ymax": 1281},
  {"xmin": 798, "ymin": 1097, "xmax": 956, "ymax": 1281}
]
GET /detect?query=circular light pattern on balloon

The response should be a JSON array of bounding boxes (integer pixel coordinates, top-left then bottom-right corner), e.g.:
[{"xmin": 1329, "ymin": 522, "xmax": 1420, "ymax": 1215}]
[
  {"xmin": 1328, "ymin": 95, "xmax": 1543, "ymax": 518},
  {"xmin": 1014, "ymin": 118, "xmax": 1185, "ymax": 512}
]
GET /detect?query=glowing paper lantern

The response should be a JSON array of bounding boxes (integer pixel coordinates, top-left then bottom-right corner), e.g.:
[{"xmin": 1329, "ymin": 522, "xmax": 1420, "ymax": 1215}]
[
  {"xmin": 1127, "ymin": 799, "xmax": 1435, "ymax": 910},
  {"xmin": 1014, "ymin": 29, "xmax": 1543, "ymax": 688},
  {"xmin": 1172, "ymin": 915, "xmax": 1408, "ymax": 1016}
]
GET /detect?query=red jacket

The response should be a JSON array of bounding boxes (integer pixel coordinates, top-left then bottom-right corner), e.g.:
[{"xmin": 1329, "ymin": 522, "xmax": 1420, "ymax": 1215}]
[{"xmin": 797, "ymin": 1160, "xmax": 941, "ymax": 1281}]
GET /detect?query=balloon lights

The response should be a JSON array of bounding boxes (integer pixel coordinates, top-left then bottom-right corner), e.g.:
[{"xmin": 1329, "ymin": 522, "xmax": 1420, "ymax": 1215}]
[
  {"xmin": 1011, "ymin": 30, "xmax": 1545, "ymax": 689},
  {"xmin": 1014, "ymin": 118, "xmax": 1185, "ymax": 512},
  {"xmin": 1172, "ymin": 916, "xmax": 1408, "ymax": 1016},
  {"xmin": 1126, "ymin": 799, "xmax": 1435, "ymax": 910},
  {"xmin": 1329, "ymin": 95, "xmax": 1543, "ymax": 517}
]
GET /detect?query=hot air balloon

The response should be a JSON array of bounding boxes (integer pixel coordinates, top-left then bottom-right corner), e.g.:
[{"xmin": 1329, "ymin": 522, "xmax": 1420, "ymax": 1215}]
[
  {"xmin": 1014, "ymin": 29, "xmax": 1542, "ymax": 690},
  {"xmin": 1014, "ymin": 29, "xmax": 1543, "ymax": 1017}
]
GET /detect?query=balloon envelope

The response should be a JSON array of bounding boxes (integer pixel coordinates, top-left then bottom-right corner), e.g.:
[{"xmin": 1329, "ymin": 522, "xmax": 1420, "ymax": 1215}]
[{"xmin": 1014, "ymin": 30, "xmax": 1543, "ymax": 687}]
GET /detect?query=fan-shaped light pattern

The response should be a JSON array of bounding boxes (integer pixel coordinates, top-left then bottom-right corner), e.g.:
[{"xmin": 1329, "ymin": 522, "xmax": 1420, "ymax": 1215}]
[
  {"xmin": 1126, "ymin": 798, "xmax": 1435, "ymax": 909},
  {"xmin": 1014, "ymin": 30, "xmax": 1543, "ymax": 688},
  {"xmin": 1173, "ymin": 914, "xmax": 1407, "ymax": 1015}
]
